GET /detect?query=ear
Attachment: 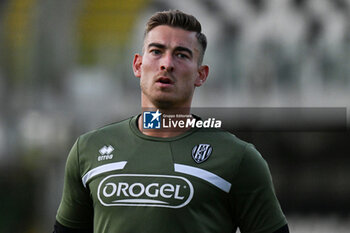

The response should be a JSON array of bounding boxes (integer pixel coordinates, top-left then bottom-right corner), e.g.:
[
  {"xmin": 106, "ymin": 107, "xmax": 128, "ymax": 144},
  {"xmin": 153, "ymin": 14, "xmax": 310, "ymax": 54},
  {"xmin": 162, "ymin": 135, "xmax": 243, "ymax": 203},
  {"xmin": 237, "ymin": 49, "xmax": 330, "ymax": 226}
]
[
  {"xmin": 133, "ymin": 54, "xmax": 142, "ymax": 78},
  {"xmin": 194, "ymin": 65, "xmax": 209, "ymax": 87}
]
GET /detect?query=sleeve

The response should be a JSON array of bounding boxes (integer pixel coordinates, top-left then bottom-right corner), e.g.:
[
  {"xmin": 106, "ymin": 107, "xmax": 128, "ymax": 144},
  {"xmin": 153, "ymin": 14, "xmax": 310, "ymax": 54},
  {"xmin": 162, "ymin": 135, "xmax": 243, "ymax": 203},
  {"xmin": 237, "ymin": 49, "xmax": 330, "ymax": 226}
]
[
  {"xmin": 230, "ymin": 144, "xmax": 287, "ymax": 233},
  {"xmin": 56, "ymin": 138, "xmax": 94, "ymax": 229},
  {"xmin": 273, "ymin": 224, "xmax": 289, "ymax": 233},
  {"xmin": 53, "ymin": 220, "xmax": 93, "ymax": 233}
]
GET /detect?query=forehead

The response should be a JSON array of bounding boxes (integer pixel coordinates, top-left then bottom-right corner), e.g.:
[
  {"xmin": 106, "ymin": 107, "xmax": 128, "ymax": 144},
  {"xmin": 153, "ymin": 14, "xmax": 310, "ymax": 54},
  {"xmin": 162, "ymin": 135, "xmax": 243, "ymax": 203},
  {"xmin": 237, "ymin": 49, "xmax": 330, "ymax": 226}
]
[{"xmin": 144, "ymin": 25, "xmax": 200, "ymax": 52}]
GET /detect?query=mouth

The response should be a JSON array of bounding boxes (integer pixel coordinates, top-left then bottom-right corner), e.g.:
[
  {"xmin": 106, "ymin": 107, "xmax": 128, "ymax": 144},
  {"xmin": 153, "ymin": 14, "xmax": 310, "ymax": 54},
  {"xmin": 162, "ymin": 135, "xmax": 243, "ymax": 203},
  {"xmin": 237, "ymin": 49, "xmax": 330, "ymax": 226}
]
[{"xmin": 156, "ymin": 77, "xmax": 174, "ymax": 86}]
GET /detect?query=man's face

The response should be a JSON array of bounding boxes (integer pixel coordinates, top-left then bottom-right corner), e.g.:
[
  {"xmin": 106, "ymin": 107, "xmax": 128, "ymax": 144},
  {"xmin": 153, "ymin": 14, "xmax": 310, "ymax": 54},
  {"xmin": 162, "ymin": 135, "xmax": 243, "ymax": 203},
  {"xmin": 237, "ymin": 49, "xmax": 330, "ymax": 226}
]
[{"xmin": 133, "ymin": 25, "xmax": 208, "ymax": 109}]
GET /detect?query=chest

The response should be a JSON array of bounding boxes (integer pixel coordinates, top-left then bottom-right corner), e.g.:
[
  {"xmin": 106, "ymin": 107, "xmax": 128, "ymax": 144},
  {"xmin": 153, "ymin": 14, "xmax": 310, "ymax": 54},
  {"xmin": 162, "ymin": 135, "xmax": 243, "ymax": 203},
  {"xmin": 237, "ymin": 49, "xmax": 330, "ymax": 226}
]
[{"xmin": 82, "ymin": 139, "xmax": 233, "ymax": 209}]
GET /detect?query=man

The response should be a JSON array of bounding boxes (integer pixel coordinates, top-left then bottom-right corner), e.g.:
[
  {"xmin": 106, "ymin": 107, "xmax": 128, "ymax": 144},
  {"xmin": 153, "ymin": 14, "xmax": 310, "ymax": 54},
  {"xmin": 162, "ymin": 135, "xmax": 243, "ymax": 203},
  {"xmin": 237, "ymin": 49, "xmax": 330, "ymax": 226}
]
[{"xmin": 54, "ymin": 10, "xmax": 289, "ymax": 233}]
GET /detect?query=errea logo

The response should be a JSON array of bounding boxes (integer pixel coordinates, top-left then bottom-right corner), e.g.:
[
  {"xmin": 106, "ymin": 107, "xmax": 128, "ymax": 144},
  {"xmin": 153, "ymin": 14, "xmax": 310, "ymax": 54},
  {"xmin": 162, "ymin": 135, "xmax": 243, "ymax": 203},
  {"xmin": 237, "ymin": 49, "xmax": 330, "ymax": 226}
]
[{"xmin": 98, "ymin": 145, "xmax": 114, "ymax": 161}]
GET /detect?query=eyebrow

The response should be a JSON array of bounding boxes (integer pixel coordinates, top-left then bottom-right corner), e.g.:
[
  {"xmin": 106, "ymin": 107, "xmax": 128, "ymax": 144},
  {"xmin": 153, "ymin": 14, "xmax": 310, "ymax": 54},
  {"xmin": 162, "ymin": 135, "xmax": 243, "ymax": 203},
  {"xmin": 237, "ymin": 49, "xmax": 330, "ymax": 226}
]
[
  {"xmin": 148, "ymin": 43, "xmax": 166, "ymax": 50},
  {"xmin": 148, "ymin": 43, "xmax": 193, "ymax": 58}
]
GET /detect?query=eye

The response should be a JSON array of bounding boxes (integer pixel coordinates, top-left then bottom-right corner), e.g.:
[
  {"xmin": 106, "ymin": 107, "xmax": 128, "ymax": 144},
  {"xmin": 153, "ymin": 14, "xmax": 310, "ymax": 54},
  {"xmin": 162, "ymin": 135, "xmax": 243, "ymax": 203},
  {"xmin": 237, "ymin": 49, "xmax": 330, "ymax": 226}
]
[
  {"xmin": 150, "ymin": 49, "xmax": 161, "ymax": 55},
  {"xmin": 176, "ymin": 53, "xmax": 189, "ymax": 59}
]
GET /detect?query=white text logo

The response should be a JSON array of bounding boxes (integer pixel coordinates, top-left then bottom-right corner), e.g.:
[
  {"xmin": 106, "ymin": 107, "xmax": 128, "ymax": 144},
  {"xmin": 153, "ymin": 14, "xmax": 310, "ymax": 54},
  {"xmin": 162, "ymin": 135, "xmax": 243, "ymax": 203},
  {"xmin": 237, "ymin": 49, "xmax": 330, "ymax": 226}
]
[{"xmin": 97, "ymin": 174, "xmax": 193, "ymax": 208}]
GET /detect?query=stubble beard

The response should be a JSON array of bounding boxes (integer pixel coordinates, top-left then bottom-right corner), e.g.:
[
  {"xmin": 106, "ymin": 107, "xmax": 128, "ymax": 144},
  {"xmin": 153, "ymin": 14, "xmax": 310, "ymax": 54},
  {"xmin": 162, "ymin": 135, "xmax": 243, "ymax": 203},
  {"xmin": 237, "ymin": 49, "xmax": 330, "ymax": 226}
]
[{"xmin": 140, "ymin": 75, "xmax": 194, "ymax": 110}]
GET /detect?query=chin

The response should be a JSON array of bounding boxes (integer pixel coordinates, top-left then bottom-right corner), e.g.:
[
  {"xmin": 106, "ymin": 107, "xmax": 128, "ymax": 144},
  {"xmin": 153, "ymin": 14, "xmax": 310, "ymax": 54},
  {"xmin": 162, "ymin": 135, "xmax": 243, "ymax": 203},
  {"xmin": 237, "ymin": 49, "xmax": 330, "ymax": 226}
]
[
  {"xmin": 154, "ymin": 98, "xmax": 191, "ymax": 110},
  {"xmin": 153, "ymin": 99, "xmax": 175, "ymax": 109}
]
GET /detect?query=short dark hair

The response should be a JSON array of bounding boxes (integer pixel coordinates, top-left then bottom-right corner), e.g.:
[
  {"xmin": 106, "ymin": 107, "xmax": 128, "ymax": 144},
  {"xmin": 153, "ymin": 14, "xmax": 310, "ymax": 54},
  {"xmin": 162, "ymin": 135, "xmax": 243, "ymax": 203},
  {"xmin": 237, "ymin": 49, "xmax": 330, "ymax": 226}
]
[{"xmin": 144, "ymin": 10, "xmax": 207, "ymax": 64}]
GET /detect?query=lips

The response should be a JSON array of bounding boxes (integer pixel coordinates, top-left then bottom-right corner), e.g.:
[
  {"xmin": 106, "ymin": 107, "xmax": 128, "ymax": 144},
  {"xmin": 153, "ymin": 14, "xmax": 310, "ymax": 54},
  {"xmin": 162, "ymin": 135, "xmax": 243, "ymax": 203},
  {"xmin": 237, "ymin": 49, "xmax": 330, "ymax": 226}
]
[{"xmin": 156, "ymin": 76, "xmax": 174, "ymax": 85}]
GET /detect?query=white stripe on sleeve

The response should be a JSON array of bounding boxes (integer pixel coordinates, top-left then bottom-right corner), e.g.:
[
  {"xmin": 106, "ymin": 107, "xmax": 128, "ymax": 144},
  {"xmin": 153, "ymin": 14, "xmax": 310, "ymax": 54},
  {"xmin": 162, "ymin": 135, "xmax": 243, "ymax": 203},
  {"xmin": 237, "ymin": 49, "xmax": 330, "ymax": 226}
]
[
  {"xmin": 174, "ymin": 163, "xmax": 231, "ymax": 193},
  {"xmin": 82, "ymin": 161, "xmax": 127, "ymax": 187}
]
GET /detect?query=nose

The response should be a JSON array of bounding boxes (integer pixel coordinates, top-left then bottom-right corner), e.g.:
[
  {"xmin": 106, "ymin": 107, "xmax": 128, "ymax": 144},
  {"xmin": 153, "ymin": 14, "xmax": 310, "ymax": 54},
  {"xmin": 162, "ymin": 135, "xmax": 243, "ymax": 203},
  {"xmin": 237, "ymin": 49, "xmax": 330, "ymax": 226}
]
[{"xmin": 160, "ymin": 54, "xmax": 174, "ymax": 72}]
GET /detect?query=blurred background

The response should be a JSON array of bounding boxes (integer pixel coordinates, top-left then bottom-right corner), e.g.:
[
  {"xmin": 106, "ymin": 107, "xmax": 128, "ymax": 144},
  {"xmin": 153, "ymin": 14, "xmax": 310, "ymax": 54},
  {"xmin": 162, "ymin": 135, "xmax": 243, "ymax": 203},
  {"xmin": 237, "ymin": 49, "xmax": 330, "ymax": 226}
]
[{"xmin": 0, "ymin": 0, "xmax": 349, "ymax": 232}]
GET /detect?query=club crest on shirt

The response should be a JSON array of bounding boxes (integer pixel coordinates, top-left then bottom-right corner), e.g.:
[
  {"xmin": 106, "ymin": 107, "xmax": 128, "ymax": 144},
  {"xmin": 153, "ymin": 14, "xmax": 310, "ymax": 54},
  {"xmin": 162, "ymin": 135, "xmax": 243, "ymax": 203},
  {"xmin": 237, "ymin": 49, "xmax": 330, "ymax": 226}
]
[{"xmin": 192, "ymin": 144, "xmax": 212, "ymax": 163}]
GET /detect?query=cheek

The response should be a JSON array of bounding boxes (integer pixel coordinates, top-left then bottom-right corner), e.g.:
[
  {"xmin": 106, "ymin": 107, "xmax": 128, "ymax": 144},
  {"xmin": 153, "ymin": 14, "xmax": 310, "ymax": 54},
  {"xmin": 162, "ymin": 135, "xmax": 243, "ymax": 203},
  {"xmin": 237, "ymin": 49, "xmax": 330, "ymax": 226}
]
[
  {"xmin": 183, "ymin": 66, "xmax": 199, "ymax": 83},
  {"xmin": 141, "ymin": 56, "xmax": 157, "ymax": 71},
  {"xmin": 141, "ymin": 64, "xmax": 156, "ymax": 80},
  {"xmin": 139, "ymin": 77, "xmax": 150, "ymax": 96},
  {"xmin": 140, "ymin": 75, "xmax": 150, "ymax": 88}
]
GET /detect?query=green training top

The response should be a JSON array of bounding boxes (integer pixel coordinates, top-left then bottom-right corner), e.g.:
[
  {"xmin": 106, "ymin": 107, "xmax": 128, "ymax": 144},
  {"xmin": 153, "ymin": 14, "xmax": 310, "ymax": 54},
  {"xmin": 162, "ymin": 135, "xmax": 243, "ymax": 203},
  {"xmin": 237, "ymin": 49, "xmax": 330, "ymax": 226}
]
[{"xmin": 56, "ymin": 115, "xmax": 287, "ymax": 233}]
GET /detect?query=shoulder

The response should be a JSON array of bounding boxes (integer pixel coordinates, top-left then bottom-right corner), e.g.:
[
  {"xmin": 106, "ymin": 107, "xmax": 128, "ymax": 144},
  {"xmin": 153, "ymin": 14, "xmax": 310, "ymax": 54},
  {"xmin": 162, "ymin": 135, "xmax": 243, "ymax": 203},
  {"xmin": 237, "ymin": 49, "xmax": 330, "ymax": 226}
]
[
  {"xmin": 202, "ymin": 129, "xmax": 268, "ymax": 172},
  {"xmin": 78, "ymin": 116, "xmax": 133, "ymax": 145},
  {"xmin": 209, "ymin": 129, "xmax": 263, "ymax": 162},
  {"xmin": 193, "ymin": 128, "xmax": 253, "ymax": 156},
  {"xmin": 69, "ymin": 116, "xmax": 135, "ymax": 175},
  {"xmin": 191, "ymin": 129, "xmax": 259, "ymax": 176},
  {"xmin": 74, "ymin": 116, "xmax": 135, "ymax": 163}
]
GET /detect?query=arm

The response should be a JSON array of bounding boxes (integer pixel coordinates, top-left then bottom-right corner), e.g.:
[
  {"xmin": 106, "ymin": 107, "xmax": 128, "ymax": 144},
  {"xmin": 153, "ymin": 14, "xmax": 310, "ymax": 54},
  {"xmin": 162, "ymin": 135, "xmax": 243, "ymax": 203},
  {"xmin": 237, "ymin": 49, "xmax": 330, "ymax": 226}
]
[
  {"xmin": 231, "ymin": 144, "xmax": 288, "ymax": 233},
  {"xmin": 53, "ymin": 220, "xmax": 93, "ymax": 233},
  {"xmin": 273, "ymin": 224, "xmax": 289, "ymax": 233},
  {"xmin": 55, "ymin": 138, "xmax": 94, "ymax": 231}
]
